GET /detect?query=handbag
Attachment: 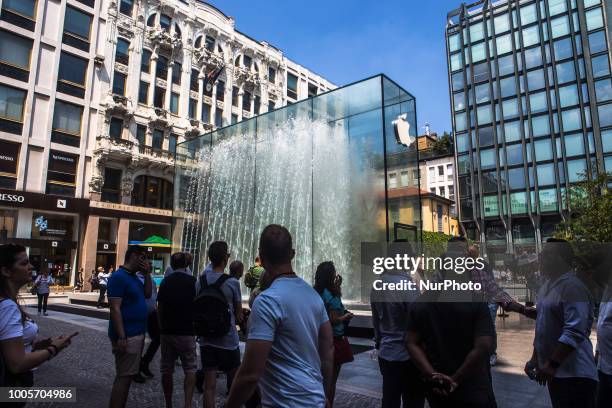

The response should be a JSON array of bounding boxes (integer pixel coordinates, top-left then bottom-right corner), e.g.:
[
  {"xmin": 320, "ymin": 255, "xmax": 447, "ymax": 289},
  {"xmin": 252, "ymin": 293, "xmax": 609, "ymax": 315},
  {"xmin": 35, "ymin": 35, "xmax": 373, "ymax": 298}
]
[
  {"xmin": 333, "ymin": 336, "xmax": 354, "ymax": 365},
  {"xmin": 29, "ymin": 285, "xmax": 37, "ymax": 295}
]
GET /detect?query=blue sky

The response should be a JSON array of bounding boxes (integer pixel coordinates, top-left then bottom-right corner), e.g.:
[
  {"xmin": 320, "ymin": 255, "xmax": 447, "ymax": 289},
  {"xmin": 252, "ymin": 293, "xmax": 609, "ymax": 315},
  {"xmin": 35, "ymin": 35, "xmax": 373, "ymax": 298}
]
[{"xmin": 211, "ymin": 0, "xmax": 461, "ymax": 134}]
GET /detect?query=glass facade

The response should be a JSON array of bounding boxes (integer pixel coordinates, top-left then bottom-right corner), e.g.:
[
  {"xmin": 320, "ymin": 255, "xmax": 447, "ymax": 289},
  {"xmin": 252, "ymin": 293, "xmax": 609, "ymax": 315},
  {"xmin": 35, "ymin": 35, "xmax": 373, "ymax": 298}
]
[
  {"xmin": 174, "ymin": 75, "xmax": 420, "ymax": 302},
  {"xmin": 446, "ymin": 0, "xmax": 611, "ymax": 254}
]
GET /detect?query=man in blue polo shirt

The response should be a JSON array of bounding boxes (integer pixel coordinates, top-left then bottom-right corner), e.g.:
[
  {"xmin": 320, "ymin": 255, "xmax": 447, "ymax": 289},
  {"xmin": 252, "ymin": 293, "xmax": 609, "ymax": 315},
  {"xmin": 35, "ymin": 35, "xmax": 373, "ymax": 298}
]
[{"xmin": 107, "ymin": 245, "xmax": 152, "ymax": 408}]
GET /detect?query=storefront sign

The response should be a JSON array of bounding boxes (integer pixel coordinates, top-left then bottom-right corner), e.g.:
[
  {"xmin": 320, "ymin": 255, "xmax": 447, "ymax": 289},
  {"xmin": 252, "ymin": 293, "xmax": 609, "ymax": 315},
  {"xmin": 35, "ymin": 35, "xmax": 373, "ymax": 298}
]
[
  {"xmin": 90, "ymin": 200, "xmax": 172, "ymax": 216},
  {"xmin": 0, "ymin": 188, "xmax": 89, "ymax": 213},
  {"xmin": 0, "ymin": 141, "xmax": 19, "ymax": 175},
  {"xmin": 89, "ymin": 200, "xmax": 173, "ymax": 223}
]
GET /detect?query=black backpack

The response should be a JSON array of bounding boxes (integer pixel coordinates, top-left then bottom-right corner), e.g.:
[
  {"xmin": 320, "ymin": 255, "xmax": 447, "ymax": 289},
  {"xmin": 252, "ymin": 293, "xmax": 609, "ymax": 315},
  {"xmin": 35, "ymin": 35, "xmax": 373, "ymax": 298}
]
[{"xmin": 193, "ymin": 274, "xmax": 232, "ymax": 338}]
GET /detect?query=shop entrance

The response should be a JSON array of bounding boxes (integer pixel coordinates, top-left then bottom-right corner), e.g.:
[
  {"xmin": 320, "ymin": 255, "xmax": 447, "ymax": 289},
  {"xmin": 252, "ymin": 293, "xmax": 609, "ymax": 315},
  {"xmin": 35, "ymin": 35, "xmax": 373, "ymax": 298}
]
[
  {"xmin": 29, "ymin": 247, "xmax": 74, "ymax": 286},
  {"xmin": 95, "ymin": 252, "xmax": 117, "ymax": 272}
]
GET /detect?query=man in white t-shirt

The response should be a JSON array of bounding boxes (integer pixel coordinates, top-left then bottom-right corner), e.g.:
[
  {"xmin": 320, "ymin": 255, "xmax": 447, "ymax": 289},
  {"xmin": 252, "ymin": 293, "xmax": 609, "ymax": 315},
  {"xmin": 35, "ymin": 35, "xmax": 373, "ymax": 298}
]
[{"xmin": 225, "ymin": 224, "xmax": 334, "ymax": 408}]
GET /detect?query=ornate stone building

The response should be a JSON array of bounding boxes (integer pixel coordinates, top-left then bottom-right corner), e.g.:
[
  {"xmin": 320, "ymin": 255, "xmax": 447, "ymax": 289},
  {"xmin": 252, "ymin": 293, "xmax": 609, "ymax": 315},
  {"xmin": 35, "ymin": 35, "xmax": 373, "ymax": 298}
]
[{"xmin": 82, "ymin": 0, "xmax": 334, "ymax": 279}]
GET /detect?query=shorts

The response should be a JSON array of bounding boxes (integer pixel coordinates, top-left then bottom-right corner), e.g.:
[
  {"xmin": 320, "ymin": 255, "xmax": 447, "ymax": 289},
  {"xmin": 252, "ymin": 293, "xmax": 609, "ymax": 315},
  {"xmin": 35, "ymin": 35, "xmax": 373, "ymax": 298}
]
[
  {"xmin": 201, "ymin": 345, "xmax": 240, "ymax": 372},
  {"xmin": 160, "ymin": 335, "xmax": 198, "ymax": 374},
  {"xmin": 112, "ymin": 334, "xmax": 145, "ymax": 377}
]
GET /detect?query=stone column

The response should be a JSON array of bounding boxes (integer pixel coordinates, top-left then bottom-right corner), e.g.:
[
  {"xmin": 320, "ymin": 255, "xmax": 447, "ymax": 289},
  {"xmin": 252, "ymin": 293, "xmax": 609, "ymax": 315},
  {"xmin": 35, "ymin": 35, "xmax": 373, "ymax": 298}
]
[
  {"xmin": 81, "ymin": 215, "xmax": 100, "ymax": 291},
  {"xmin": 116, "ymin": 218, "xmax": 130, "ymax": 264},
  {"xmin": 148, "ymin": 54, "xmax": 158, "ymax": 106},
  {"xmin": 197, "ymin": 73, "xmax": 204, "ymax": 121}
]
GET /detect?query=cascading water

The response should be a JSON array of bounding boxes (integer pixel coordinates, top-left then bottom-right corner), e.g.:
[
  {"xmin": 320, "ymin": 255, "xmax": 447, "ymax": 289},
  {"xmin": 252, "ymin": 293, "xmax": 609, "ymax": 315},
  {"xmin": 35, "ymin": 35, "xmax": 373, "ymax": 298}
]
[{"xmin": 179, "ymin": 116, "xmax": 356, "ymax": 292}]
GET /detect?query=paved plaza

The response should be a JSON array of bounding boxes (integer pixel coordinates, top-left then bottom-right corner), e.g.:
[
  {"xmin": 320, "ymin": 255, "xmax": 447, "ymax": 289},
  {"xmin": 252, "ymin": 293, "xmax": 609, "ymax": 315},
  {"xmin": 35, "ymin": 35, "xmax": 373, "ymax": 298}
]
[{"xmin": 19, "ymin": 305, "xmax": 588, "ymax": 408}]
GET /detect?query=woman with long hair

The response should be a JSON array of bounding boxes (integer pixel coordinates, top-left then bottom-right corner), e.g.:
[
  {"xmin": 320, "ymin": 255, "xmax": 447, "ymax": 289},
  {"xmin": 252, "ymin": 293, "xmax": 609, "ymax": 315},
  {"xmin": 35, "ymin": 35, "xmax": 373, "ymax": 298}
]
[
  {"xmin": 0, "ymin": 244, "xmax": 76, "ymax": 405},
  {"xmin": 313, "ymin": 261, "xmax": 354, "ymax": 407}
]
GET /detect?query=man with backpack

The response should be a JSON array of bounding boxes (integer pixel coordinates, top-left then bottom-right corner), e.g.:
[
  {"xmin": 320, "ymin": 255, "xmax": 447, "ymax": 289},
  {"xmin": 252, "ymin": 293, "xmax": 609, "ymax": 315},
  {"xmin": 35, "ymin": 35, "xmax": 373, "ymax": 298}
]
[
  {"xmin": 157, "ymin": 252, "xmax": 197, "ymax": 408},
  {"xmin": 244, "ymin": 256, "xmax": 264, "ymax": 292},
  {"xmin": 194, "ymin": 241, "xmax": 242, "ymax": 408}
]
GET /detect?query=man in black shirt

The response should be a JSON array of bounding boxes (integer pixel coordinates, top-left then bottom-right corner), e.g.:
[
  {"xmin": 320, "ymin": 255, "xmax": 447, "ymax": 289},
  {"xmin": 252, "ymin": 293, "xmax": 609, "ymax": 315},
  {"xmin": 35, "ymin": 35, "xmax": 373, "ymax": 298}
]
[{"xmin": 157, "ymin": 252, "xmax": 197, "ymax": 408}]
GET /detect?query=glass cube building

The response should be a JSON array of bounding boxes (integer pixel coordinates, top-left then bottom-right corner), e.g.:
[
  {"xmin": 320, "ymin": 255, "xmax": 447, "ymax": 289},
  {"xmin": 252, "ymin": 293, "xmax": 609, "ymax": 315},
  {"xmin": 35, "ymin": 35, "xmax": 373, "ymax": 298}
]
[
  {"xmin": 173, "ymin": 75, "xmax": 420, "ymax": 302},
  {"xmin": 446, "ymin": 0, "xmax": 612, "ymax": 259}
]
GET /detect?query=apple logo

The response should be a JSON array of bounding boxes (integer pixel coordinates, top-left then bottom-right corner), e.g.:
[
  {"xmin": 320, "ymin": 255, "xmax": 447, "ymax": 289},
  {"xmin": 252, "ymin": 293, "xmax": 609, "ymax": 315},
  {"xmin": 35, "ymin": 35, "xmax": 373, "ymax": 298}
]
[{"xmin": 392, "ymin": 113, "xmax": 415, "ymax": 148}]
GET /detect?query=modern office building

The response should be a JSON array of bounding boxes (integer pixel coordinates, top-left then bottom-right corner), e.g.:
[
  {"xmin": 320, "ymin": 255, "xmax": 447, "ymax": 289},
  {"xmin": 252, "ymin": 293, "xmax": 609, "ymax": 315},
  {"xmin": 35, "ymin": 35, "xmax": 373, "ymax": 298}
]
[
  {"xmin": 446, "ymin": 0, "xmax": 612, "ymax": 260},
  {"xmin": 0, "ymin": 0, "xmax": 334, "ymax": 285}
]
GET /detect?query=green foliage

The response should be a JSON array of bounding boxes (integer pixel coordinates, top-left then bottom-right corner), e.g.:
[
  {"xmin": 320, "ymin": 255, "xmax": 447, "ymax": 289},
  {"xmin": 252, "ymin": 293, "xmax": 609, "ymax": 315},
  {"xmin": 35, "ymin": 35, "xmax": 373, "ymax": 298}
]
[
  {"xmin": 421, "ymin": 231, "xmax": 453, "ymax": 275},
  {"xmin": 554, "ymin": 171, "xmax": 612, "ymax": 243},
  {"xmin": 432, "ymin": 132, "xmax": 452, "ymax": 155}
]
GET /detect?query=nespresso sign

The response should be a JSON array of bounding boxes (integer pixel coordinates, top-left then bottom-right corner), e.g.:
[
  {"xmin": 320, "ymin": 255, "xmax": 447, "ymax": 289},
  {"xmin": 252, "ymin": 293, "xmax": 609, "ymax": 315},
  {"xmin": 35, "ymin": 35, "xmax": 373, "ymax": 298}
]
[{"xmin": 0, "ymin": 188, "xmax": 89, "ymax": 213}]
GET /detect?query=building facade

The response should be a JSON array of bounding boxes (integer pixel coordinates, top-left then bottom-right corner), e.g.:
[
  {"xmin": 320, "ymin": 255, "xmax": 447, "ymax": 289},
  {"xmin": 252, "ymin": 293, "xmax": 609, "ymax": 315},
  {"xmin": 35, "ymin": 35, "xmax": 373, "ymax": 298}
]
[
  {"xmin": 0, "ymin": 0, "xmax": 334, "ymax": 285},
  {"xmin": 446, "ymin": 0, "xmax": 612, "ymax": 260}
]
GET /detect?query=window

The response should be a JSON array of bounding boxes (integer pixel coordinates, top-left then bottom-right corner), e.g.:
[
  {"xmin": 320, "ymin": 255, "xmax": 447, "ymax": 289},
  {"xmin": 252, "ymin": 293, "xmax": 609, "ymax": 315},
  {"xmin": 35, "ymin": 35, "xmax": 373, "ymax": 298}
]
[
  {"xmin": 558, "ymin": 84, "xmax": 579, "ymax": 108},
  {"xmin": 500, "ymin": 77, "xmax": 516, "ymax": 98},
  {"xmin": 160, "ymin": 14, "xmax": 171, "ymax": 30},
  {"xmin": 169, "ymin": 133, "xmax": 177, "ymax": 153},
  {"xmin": 598, "ymin": 103, "xmax": 612, "ymax": 127},
  {"xmin": 564, "ymin": 134, "xmax": 584, "ymax": 157},
  {"xmin": 504, "ymin": 120, "xmax": 521, "ymax": 142},
  {"xmin": 112, "ymin": 71, "xmax": 126, "ymax": 95},
  {"xmin": 506, "ymin": 144, "xmax": 523, "ymax": 166},
  {"xmin": 46, "ymin": 151, "xmax": 78, "ymax": 197},
  {"xmin": 188, "ymin": 98, "xmax": 196, "ymax": 119},
  {"xmin": 478, "ymin": 126, "xmax": 494, "ymax": 146},
  {"xmin": 152, "ymin": 129, "xmax": 163, "ymax": 149},
  {"xmin": 109, "ymin": 117, "xmax": 123, "ymax": 140},
  {"xmin": 254, "ymin": 95, "xmax": 260, "ymax": 115},
  {"xmin": 592, "ymin": 54, "xmax": 610, "ymax": 78},
  {"xmin": 102, "ymin": 168, "xmax": 122, "ymax": 203},
  {"xmin": 561, "ymin": 108, "xmax": 582, "ymax": 132},
  {"xmin": 567, "ymin": 159, "xmax": 587, "ymax": 183},
  {"xmin": 268, "ymin": 100, "xmax": 275, "ymax": 111},
  {"xmin": 172, "ymin": 62, "xmax": 181, "ymax": 85},
  {"xmin": 138, "ymin": 81, "xmax": 149, "ymax": 104},
  {"xmin": 469, "ymin": 22, "xmax": 484, "ymax": 43},
  {"xmin": 136, "ymin": 124, "xmax": 146, "ymax": 145},
  {"xmin": 539, "ymin": 188, "xmax": 557, "ymax": 212},
  {"xmin": 497, "ymin": 55, "xmax": 515, "ymax": 76},
  {"xmin": 51, "ymin": 100, "xmax": 82, "ymax": 146},
  {"xmin": 589, "ymin": 31, "xmax": 608, "ymax": 54},
  {"xmin": 190, "ymin": 69, "xmax": 199, "ymax": 92},
  {"xmin": 477, "ymin": 105, "xmax": 492, "ymax": 125},
  {"xmin": 216, "ymin": 80, "xmax": 225, "ymax": 102},
  {"xmin": 483, "ymin": 195, "xmax": 499, "ymax": 217},
  {"xmin": 555, "ymin": 61, "xmax": 575, "ymax": 83},
  {"xmin": 550, "ymin": 15, "xmax": 570, "ymax": 39},
  {"xmin": 439, "ymin": 186, "xmax": 446, "ymax": 197},
  {"xmin": 453, "ymin": 92, "xmax": 465, "ymax": 111},
  {"xmin": 57, "ymin": 52, "xmax": 87, "ymax": 98},
  {"xmin": 553, "ymin": 38, "xmax": 573, "ymax": 61},
  {"xmin": 448, "ymin": 33, "xmax": 460, "ymax": 52},
  {"xmin": 537, "ymin": 163, "xmax": 555, "ymax": 186},
  {"xmin": 119, "ymin": 0, "xmax": 134, "ymax": 16},
  {"xmin": 455, "ymin": 112, "xmax": 467, "ymax": 131},
  {"xmin": 601, "ymin": 129, "xmax": 612, "ymax": 153},
  {"xmin": 532, "ymin": 115, "xmax": 550, "ymax": 137},
  {"xmin": 131, "ymin": 176, "xmax": 173, "ymax": 210},
  {"xmin": 529, "ymin": 92, "xmax": 548, "ymax": 113},
  {"xmin": 480, "ymin": 148, "xmax": 495, "ymax": 169},
  {"xmin": 287, "ymin": 73, "xmax": 298, "ymax": 99},
  {"xmin": 0, "ymin": 30, "xmax": 32, "ymax": 81},
  {"xmin": 156, "ymin": 55, "xmax": 168, "ymax": 79},
  {"xmin": 204, "ymin": 36, "xmax": 215, "ymax": 51},
  {"xmin": 1, "ymin": 0, "xmax": 36, "ymax": 30},
  {"xmin": 585, "ymin": 8, "xmax": 604, "ymax": 31},
  {"xmin": 242, "ymin": 91, "xmax": 251, "ymax": 112},
  {"xmin": 548, "ymin": 0, "xmax": 567, "ymax": 16},
  {"xmin": 400, "ymin": 171, "xmax": 409, "ymax": 186},
  {"xmin": 201, "ymin": 103, "xmax": 211, "ymax": 123},
  {"xmin": 115, "ymin": 38, "xmax": 129, "ymax": 65},
  {"xmin": 494, "ymin": 14, "xmax": 510, "ymax": 34},
  {"xmin": 308, "ymin": 83, "xmax": 318, "ymax": 98},
  {"xmin": 170, "ymin": 92, "xmax": 179, "ymax": 114},
  {"xmin": 215, "ymin": 108, "xmax": 223, "ymax": 127},
  {"xmin": 496, "ymin": 34, "xmax": 513, "ymax": 55},
  {"xmin": 473, "ymin": 62, "xmax": 489, "ymax": 83},
  {"xmin": 154, "ymin": 86, "xmax": 164, "ymax": 108},
  {"xmin": 502, "ymin": 98, "xmax": 519, "ymax": 119},
  {"xmin": 63, "ymin": 6, "xmax": 92, "ymax": 51},
  {"xmin": 524, "ymin": 46, "xmax": 542, "ymax": 69},
  {"xmin": 520, "ymin": 4, "xmax": 537, "ymax": 25},
  {"xmin": 231, "ymin": 114, "xmax": 238, "ymax": 124},
  {"xmin": 522, "ymin": 26, "xmax": 540, "ymax": 48},
  {"xmin": 475, "ymin": 83, "xmax": 490, "ymax": 104},
  {"xmin": 508, "ymin": 167, "xmax": 525, "ymax": 190},
  {"xmin": 141, "ymin": 49, "xmax": 152, "ymax": 73},
  {"xmin": 452, "ymin": 72, "xmax": 464, "ymax": 91},
  {"xmin": 389, "ymin": 173, "xmax": 397, "ymax": 189},
  {"xmin": 450, "ymin": 52, "xmax": 462, "ymax": 71},
  {"xmin": 268, "ymin": 67, "xmax": 276, "ymax": 83},
  {"xmin": 232, "ymin": 87, "xmax": 239, "ymax": 107},
  {"xmin": 0, "ymin": 84, "xmax": 26, "ymax": 134},
  {"xmin": 471, "ymin": 43, "xmax": 486, "ymax": 63},
  {"xmin": 526, "ymin": 69, "xmax": 545, "ymax": 91},
  {"xmin": 595, "ymin": 79, "xmax": 612, "ymax": 103}
]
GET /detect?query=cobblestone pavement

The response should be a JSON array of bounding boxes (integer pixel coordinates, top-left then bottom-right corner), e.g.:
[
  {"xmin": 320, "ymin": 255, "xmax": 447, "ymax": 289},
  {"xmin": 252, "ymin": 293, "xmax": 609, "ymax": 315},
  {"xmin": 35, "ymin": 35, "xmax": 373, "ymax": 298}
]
[{"xmin": 27, "ymin": 316, "xmax": 379, "ymax": 408}]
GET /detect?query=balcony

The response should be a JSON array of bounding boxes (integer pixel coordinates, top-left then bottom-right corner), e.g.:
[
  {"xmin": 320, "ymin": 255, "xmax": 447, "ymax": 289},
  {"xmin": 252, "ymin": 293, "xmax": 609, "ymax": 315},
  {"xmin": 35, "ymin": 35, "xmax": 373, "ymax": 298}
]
[
  {"xmin": 138, "ymin": 145, "xmax": 174, "ymax": 161},
  {"xmin": 147, "ymin": 28, "xmax": 182, "ymax": 53},
  {"xmin": 234, "ymin": 66, "xmax": 260, "ymax": 90}
]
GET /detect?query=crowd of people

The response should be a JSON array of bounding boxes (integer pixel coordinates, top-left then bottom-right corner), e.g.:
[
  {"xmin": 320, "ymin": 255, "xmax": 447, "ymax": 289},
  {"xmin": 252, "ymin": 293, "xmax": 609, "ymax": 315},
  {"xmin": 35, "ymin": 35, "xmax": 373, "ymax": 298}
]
[{"xmin": 0, "ymin": 226, "xmax": 610, "ymax": 408}]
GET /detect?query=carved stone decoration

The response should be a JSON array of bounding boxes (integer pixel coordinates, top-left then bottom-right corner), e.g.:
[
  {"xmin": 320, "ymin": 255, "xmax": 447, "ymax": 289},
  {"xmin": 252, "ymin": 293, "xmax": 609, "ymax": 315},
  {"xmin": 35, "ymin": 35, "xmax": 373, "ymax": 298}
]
[
  {"xmin": 121, "ymin": 177, "xmax": 134, "ymax": 197},
  {"xmin": 147, "ymin": 27, "xmax": 182, "ymax": 54},
  {"xmin": 234, "ymin": 66, "xmax": 260, "ymax": 91},
  {"xmin": 193, "ymin": 47, "xmax": 225, "ymax": 72},
  {"xmin": 102, "ymin": 93, "xmax": 134, "ymax": 123},
  {"xmin": 114, "ymin": 63, "xmax": 129, "ymax": 73}
]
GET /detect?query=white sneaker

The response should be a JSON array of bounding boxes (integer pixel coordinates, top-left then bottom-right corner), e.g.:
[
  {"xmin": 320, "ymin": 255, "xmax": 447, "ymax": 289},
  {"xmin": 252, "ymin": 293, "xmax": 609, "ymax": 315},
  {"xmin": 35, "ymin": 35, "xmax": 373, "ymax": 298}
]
[{"xmin": 490, "ymin": 353, "xmax": 497, "ymax": 366}]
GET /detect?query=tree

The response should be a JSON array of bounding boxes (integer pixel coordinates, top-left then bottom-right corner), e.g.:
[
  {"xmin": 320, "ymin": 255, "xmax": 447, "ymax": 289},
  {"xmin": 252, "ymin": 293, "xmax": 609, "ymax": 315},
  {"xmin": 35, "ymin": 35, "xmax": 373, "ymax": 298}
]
[{"xmin": 432, "ymin": 132, "xmax": 452, "ymax": 155}]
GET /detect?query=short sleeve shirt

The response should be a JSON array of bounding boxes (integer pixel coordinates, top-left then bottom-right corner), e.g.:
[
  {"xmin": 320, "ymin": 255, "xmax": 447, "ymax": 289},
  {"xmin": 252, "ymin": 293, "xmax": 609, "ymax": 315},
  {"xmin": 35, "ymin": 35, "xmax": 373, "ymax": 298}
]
[
  {"xmin": 157, "ymin": 272, "xmax": 196, "ymax": 335},
  {"xmin": 106, "ymin": 268, "xmax": 148, "ymax": 340},
  {"xmin": 248, "ymin": 277, "xmax": 329, "ymax": 408},
  {"xmin": 321, "ymin": 288, "xmax": 344, "ymax": 337},
  {"xmin": 199, "ymin": 272, "xmax": 241, "ymax": 350}
]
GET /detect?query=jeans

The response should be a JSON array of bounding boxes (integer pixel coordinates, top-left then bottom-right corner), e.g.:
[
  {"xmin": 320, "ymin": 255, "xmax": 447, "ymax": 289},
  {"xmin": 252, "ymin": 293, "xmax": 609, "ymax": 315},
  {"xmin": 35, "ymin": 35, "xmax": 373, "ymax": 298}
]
[
  {"xmin": 141, "ymin": 310, "xmax": 160, "ymax": 367},
  {"xmin": 488, "ymin": 303, "xmax": 498, "ymax": 354},
  {"xmin": 597, "ymin": 370, "xmax": 612, "ymax": 408},
  {"xmin": 378, "ymin": 358, "xmax": 425, "ymax": 408},
  {"xmin": 37, "ymin": 293, "xmax": 49, "ymax": 313},
  {"xmin": 97, "ymin": 285, "xmax": 107, "ymax": 307},
  {"xmin": 548, "ymin": 377, "xmax": 597, "ymax": 408}
]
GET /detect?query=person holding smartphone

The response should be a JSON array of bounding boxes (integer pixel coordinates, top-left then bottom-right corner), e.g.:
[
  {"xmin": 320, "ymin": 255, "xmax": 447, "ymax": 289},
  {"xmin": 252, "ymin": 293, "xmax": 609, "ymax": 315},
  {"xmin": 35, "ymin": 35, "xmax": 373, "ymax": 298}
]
[
  {"xmin": 106, "ymin": 245, "xmax": 152, "ymax": 408},
  {"xmin": 0, "ymin": 244, "xmax": 77, "ymax": 405}
]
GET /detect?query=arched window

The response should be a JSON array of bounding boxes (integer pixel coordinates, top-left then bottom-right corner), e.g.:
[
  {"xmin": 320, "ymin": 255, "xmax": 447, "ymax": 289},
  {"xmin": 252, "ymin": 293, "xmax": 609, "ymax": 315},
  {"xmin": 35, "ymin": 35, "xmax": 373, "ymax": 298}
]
[
  {"xmin": 160, "ymin": 14, "xmax": 171, "ymax": 30},
  {"xmin": 131, "ymin": 175, "xmax": 173, "ymax": 210},
  {"xmin": 194, "ymin": 36, "xmax": 202, "ymax": 49},
  {"xmin": 205, "ymin": 36, "xmax": 215, "ymax": 52},
  {"xmin": 174, "ymin": 23, "xmax": 182, "ymax": 38},
  {"xmin": 146, "ymin": 14, "xmax": 156, "ymax": 27},
  {"xmin": 116, "ymin": 38, "xmax": 130, "ymax": 65}
]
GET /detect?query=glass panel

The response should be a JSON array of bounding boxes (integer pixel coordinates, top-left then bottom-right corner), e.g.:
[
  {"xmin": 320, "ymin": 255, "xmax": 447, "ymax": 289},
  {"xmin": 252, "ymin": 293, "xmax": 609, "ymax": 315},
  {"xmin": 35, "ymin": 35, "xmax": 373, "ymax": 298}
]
[
  {"xmin": 534, "ymin": 139, "xmax": 552, "ymax": 161},
  {"xmin": 500, "ymin": 77, "xmax": 516, "ymax": 98},
  {"xmin": 522, "ymin": 26, "xmax": 540, "ymax": 47},
  {"xmin": 0, "ymin": 30, "xmax": 32, "ymax": 69},
  {"xmin": 567, "ymin": 158, "xmax": 586, "ymax": 182},
  {"xmin": 52, "ymin": 100, "xmax": 82, "ymax": 134},
  {"xmin": 595, "ymin": 79, "xmax": 612, "ymax": 103},
  {"xmin": 537, "ymin": 163, "xmax": 555, "ymax": 186},
  {"xmin": 508, "ymin": 167, "xmax": 525, "ymax": 189},
  {"xmin": 449, "ymin": 33, "xmax": 461, "ymax": 52},
  {"xmin": 475, "ymin": 83, "xmax": 490, "ymax": 104},
  {"xmin": 473, "ymin": 62, "xmax": 489, "ymax": 83},
  {"xmin": 497, "ymin": 55, "xmax": 515, "ymax": 76},
  {"xmin": 494, "ymin": 14, "xmax": 510, "ymax": 33},
  {"xmin": 529, "ymin": 92, "xmax": 548, "ymax": 113},
  {"xmin": 588, "ymin": 31, "xmax": 608, "ymax": 54},
  {"xmin": 553, "ymin": 38, "xmax": 573, "ymax": 60},
  {"xmin": 0, "ymin": 84, "xmax": 25, "ymax": 121},
  {"xmin": 555, "ymin": 61, "xmax": 576, "ymax": 83},
  {"xmin": 470, "ymin": 22, "xmax": 484, "ymax": 43},
  {"xmin": 504, "ymin": 120, "xmax": 521, "ymax": 142},
  {"xmin": 506, "ymin": 143, "xmax": 523, "ymax": 166},
  {"xmin": 451, "ymin": 52, "xmax": 462, "ymax": 71},
  {"xmin": 539, "ymin": 189, "xmax": 558, "ymax": 212},
  {"xmin": 496, "ymin": 34, "xmax": 513, "ymax": 55},
  {"xmin": 452, "ymin": 72, "xmax": 464, "ymax": 91},
  {"xmin": 597, "ymin": 104, "xmax": 612, "ymax": 127},
  {"xmin": 524, "ymin": 46, "xmax": 542, "ymax": 69},
  {"xmin": 502, "ymin": 98, "xmax": 519, "ymax": 119},
  {"xmin": 585, "ymin": 8, "xmax": 604, "ymax": 31},
  {"xmin": 453, "ymin": 92, "xmax": 465, "ymax": 111},
  {"xmin": 64, "ymin": 6, "xmax": 92, "ymax": 40},
  {"xmin": 548, "ymin": 0, "xmax": 567, "ymax": 16},
  {"xmin": 58, "ymin": 52, "xmax": 87, "ymax": 85},
  {"xmin": 471, "ymin": 43, "xmax": 486, "ymax": 62},
  {"xmin": 478, "ymin": 126, "xmax": 494, "ymax": 147},
  {"xmin": 561, "ymin": 108, "xmax": 582, "ymax": 132},
  {"xmin": 480, "ymin": 148, "xmax": 496, "ymax": 169},
  {"xmin": 558, "ymin": 84, "xmax": 579, "ymax": 107},
  {"xmin": 591, "ymin": 54, "xmax": 610, "ymax": 78},
  {"xmin": 564, "ymin": 133, "xmax": 584, "ymax": 157},
  {"xmin": 550, "ymin": 15, "xmax": 570, "ymax": 38},
  {"xmin": 483, "ymin": 195, "xmax": 499, "ymax": 216},
  {"xmin": 520, "ymin": 4, "xmax": 537, "ymax": 25},
  {"xmin": 455, "ymin": 112, "xmax": 467, "ymax": 131},
  {"xmin": 477, "ymin": 105, "xmax": 492, "ymax": 125},
  {"xmin": 532, "ymin": 115, "xmax": 550, "ymax": 137},
  {"xmin": 2, "ymin": 0, "xmax": 36, "ymax": 18},
  {"xmin": 526, "ymin": 69, "xmax": 545, "ymax": 91},
  {"xmin": 602, "ymin": 129, "xmax": 612, "ymax": 153}
]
